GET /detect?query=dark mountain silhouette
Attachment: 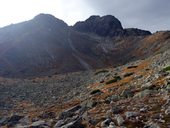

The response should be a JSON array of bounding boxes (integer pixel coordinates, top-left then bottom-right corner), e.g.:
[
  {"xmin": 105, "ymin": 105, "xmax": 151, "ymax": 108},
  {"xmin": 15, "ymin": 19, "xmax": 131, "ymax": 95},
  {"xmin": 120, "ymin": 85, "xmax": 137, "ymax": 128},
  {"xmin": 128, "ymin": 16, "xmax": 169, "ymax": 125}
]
[
  {"xmin": 73, "ymin": 15, "xmax": 151, "ymax": 37},
  {"xmin": 0, "ymin": 13, "xmax": 169, "ymax": 78}
]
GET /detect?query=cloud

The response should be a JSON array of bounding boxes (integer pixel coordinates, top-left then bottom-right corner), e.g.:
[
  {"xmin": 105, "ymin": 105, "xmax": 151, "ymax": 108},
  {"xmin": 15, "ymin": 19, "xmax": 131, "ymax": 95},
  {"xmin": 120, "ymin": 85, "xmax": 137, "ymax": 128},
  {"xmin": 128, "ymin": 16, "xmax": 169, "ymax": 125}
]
[
  {"xmin": 0, "ymin": 0, "xmax": 169, "ymax": 32},
  {"xmin": 84, "ymin": 0, "xmax": 170, "ymax": 32}
]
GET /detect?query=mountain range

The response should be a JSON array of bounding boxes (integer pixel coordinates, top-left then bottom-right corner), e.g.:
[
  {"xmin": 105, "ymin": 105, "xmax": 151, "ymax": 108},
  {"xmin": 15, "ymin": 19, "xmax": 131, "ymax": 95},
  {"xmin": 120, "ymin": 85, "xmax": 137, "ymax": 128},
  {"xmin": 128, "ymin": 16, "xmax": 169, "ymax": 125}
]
[
  {"xmin": 0, "ymin": 13, "xmax": 170, "ymax": 128},
  {"xmin": 0, "ymin": 13, "xmax": 169, "ymax": 78}
]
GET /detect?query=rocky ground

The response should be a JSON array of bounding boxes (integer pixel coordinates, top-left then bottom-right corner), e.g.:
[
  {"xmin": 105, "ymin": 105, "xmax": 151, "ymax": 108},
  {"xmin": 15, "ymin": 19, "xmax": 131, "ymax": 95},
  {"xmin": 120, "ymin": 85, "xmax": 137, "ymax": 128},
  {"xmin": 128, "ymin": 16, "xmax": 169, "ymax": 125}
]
[{"xmin": 0, "ymin": 49, "xmax": 170, "ymax": 128}]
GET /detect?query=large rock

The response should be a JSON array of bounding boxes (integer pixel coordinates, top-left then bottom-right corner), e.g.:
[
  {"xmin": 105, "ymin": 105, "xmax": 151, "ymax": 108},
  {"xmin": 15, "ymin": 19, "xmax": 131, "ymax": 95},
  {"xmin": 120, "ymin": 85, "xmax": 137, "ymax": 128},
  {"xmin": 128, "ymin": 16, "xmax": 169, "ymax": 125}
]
[
  {"xmin": 100, "ymin": 118, "xmax": 112, "ymax": 127},
  {"xmin": 30, "ymin": 120, "xmax": 50, "ymax": 128},
  {"xmin": 114, "ymin": 115, "xmax": 125, "ymax": 126},
  {"xmin": 0, "ymin": 115, "xmax": 24, "ymax": 127},
  {"xmin": 133, "ymin": 89, "xmax": 156, "ymax": 98},
  {"xmin": 141, "ymin": 82, "xmax": 155, "ymax": 90},
  {"xmin": 121, "ymin": 89, "xmax": 134, "ymax": 98},
  {"xmin": 125, "ymin": 111, "xmax": 139, "ymax": 118},
  {"xmin": 58, "ymin": 117, "xmax": 84, "ymax": 128},
  {"xmin": 58, "ymin": 105, "xmax": 81, "ymax": 120}
]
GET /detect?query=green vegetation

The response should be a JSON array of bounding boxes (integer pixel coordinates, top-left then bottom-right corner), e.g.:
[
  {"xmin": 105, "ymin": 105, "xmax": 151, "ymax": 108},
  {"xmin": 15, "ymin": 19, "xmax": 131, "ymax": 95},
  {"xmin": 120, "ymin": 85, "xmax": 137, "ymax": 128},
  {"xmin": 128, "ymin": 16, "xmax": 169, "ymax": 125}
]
[
  {"xmin": 90, "ymin": 89, "xmax": 102, "ymax": 95},
  {"xmin": 106, "ymin": 76, "xmax": 121, "ymax": 85},
  {"xmin": 127, "ymin": 65, "xmax": 138, "ymax": 69},
  {"xmin": 124, "ymin": 72, "xmax": 134, "ymax": 77},
  {"xmin": 163, "ymin": 66, "xmax": 170, "ymax": 72},
  {"xmin": 95, "ymin": 69, "xmax": 109, "ymax": 75}
]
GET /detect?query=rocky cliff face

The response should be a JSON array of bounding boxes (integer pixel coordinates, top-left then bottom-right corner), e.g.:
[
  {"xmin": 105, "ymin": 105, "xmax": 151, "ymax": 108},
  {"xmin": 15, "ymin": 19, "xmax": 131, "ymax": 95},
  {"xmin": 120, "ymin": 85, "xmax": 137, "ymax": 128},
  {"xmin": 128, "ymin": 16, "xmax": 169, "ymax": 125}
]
[
  {"xmin": 0, "ymin": 14, "xmax": 168, "ymax": 78},
  {"xmin": 73, "ymin": 15, "xmax": 151, "ymax": 37}
]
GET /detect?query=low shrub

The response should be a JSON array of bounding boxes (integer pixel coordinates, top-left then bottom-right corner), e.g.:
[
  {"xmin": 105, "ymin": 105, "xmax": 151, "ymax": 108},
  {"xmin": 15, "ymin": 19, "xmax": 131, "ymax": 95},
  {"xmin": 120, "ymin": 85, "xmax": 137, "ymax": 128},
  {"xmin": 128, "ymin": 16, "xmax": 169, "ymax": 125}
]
[
  {"xmin": 106, "ymin": 76, "xmax": 121, "ymax": 85},
  {"xmin": 163, "ymin": 66, "xmax": 170, "ymax": 72},
  {"xmin": 90, "ymin": 89, "xmax": 102, "ymax": 95},
  {"xmin": 127, "ymin": 65, "xmax": 138, "ymax": 69},
  {"xmin": 95, "ymin": 69, "xmax": 109, "ymax": 75},
  {"xmin": 124, "ymin": 72, "xmax": 134, "ymax": 77}
]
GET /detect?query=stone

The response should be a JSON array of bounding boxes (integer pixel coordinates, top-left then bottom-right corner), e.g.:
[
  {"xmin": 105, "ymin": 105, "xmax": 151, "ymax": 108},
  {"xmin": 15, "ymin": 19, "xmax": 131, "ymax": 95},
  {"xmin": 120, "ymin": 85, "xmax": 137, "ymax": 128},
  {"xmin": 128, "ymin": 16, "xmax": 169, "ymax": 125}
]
[
  {"xmin": 121, "ymin": 89, "xmax": 134, "ymax": 98},
  {"xmin": 166, "ymin": 85, "xmax": 170, "ymax": 92},
  {"xmin": 39, "ymin": 111, "xmax": 56, "ymax": 119},
  {"xmin": 141, "ymin": 82, "xmax": 155, "ymax": 90},
  {"xmin": 101, "ymin": 118, "xmax": 112, "ymax": 127},
  {"xmin": 144, "ymin": 122, "xmax": 160, "ymax": 128},
  {"xmin": 133, "ymin": 89, "xmax": 156, "ymax": 98},
  {"xmin": 1, "ymin": 115, "xmax": 24, "ymax": 127},
  {"xmin": 115, "ymin": 115, "xmax": 125, "ymax": 126},
  {"xmin": 30, "ymin": 120, "xmax": 50, "ymax": 128},
  {"xmin": 140, "ymin": 108, "xmax": 148, "ymax": 113},
  {"xmin": 108, "ymin": 122, "xmax": 116, "ymax": 128},
  {"xmin": 125, "ymin": 111, "xmax": 139, "ymax": 118},
  {"xmin": 111, "ymin": 106, "xmax": 122, "ymax": 114},
  {"xmin": 81, "ymin": 100, "xmax": 97, "ymax": 109},
  {"xmin": 0, "ymin": 117, "xmax": 7, "ymax": 126},
  {"xmin": 165, "ymin": 107, "xmax": 170, "ymax": 115},
  {"xmin": 18, "ymin": 116, "xmax": 31, "ymax": 126},
  {"xmin": 54, "ymin": 120, "xmax": 65, "ymax": 127},
  {"xmin": 58, "ymin": 105, "xmax": 81, "ymax": 120},
  {"xmin": 60, "ymin": 117, "xmax": 84, "ymax": 128},
  {"xmin": 106, "ymin": 95, "xmax": 120, "ymax": 103}
]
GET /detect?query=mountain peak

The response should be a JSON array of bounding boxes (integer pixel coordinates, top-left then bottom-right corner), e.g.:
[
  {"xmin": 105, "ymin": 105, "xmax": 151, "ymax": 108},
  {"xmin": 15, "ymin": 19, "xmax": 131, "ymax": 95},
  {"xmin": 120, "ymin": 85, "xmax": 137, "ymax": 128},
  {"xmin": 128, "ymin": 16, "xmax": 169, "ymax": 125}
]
[
  {"xmin": 33, "ymin": 13, "xmax": 56, "ymax": 21},
  {"xmin": 74, "ymin": 15, "xmax": 123, "ymax": 37},
  {"xmin": 33, "ymin": 13, "xmax": 68, "ymax": 27},
  {"xmin": 73, "ymin": 15, "xmax": 151, "ymax": 37}
]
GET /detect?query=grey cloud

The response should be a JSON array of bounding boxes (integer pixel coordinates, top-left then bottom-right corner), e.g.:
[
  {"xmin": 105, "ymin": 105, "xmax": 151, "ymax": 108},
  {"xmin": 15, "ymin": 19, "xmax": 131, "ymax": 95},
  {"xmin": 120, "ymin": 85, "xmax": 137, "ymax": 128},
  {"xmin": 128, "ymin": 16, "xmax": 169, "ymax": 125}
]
[{"xmin": 84, "ymin": 0, "xmax": 170, "ymax": 32}]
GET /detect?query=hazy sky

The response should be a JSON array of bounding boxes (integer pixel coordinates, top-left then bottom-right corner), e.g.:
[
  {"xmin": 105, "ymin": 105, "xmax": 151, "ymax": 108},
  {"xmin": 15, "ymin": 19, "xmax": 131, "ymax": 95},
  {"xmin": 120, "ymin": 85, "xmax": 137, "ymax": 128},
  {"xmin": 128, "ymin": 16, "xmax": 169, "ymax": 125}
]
[{"xmin": 0, "ymin": 0, "xmax": 169, "ymax": 32}]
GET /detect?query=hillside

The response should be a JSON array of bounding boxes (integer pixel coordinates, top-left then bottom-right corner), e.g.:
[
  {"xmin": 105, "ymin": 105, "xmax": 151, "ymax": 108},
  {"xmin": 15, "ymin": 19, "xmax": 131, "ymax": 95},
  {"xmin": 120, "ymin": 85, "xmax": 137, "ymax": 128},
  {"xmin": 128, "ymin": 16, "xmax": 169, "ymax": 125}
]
[
  {"xmin": 0, "ymin": 14, "xmax": 161, "ymax": 78},
  {"xmin": 0, "ymin": 46, "xmax": 170, "ymax": 128}
]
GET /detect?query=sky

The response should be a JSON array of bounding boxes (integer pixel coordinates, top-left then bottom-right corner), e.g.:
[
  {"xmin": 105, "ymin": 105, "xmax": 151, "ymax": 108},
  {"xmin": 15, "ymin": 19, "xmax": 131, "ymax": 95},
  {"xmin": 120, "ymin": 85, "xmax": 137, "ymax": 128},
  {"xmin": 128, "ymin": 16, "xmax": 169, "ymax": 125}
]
[{"xmin": 0, "ymin": 0, "xmax": 169, "ymax": 32}]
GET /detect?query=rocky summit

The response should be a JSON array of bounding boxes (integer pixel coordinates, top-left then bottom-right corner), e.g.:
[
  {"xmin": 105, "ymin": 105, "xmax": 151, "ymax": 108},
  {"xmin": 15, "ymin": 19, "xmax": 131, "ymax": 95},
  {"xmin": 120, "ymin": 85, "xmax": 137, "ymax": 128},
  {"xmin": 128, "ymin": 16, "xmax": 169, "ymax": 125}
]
[
  {"xmin": 0, "ymin": 13, "xmax": 170, "ymax": 128},
  {"xmin": 73, "ymin": 15, "xmax": 151, "ymax": 37}
]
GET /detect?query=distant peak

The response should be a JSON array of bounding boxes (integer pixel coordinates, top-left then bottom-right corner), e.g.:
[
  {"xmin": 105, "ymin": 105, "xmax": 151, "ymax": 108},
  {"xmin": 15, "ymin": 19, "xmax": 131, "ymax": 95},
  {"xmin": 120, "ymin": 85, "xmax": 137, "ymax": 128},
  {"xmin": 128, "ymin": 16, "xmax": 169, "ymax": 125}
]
[
  {"xmin": 33, "ymin": 13, "xmax": 57, "ymax": 21},
  {"xmin": 32, "ymin": 13, "xmax": 68, "ymax": 27},
  {"xmin": 86, "ymin": 15, "xmax": 100, "ymax": 21}
]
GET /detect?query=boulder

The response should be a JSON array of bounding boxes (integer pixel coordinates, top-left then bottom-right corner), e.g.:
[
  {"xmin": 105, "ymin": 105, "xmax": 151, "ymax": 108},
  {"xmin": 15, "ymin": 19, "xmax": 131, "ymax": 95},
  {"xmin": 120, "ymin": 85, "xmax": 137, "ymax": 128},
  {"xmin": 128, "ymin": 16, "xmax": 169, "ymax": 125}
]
[
  {"xmin": 115, "ymin": 115, "xmax": 125, "ymax": 126},
  {"xmin": 125, "ymin": 111, "xmax": 139, "ymax": 118},
  {"xmin": 121, "ymin": 89, "xmax": 134, "ymax": 98},
  {"xmin": 101, "ymin": 118, "xmax": 112, "ymax": 127},
  {"xmin": 133, "ymin": 89, "xmax": 156, "ymax": 98}
]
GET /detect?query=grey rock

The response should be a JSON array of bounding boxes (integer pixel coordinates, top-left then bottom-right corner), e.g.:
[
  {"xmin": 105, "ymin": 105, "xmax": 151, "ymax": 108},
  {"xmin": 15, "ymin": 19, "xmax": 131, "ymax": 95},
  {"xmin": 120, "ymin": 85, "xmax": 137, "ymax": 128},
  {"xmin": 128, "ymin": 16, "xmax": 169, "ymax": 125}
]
[
  {"xmin": 81, "ymin": 100, "xmax": 97, "ymax": 109},
  {"xmin": 0, "ymin": 117, "xmax": 7, "ymax": 126},
  {"xmin": 166, "ymin": 84, "xmax": 170, "ymax": 92},
  {"xmin": 144, "ymin": 122, "xmax": 160, "ymax": 128},
  {"xmin": 58, "ymin": 105, "xmax": 81, "ymax": 120},
  {"xmin": 140, "ymin": 108, "xmax": 148, "ymax": 113},
  {"xmin": 30, "ymin": 120, "xmax": 49, "ymax": 128},
  {"xmin": 133, "ymin": 89, "xmax": 156, "ymax": 98},
  {"xmin": 141, "ymin": 82, "xmax": 155, "ymax": 90},
  {"xmin": 60, "ymin": 117, "xmax": 84, "ymax": 128},
  {"xmin": 121, "ymin": 89, "xmax": 134, "ymax": 98},
  {"xmin": 39, "ymin": 111, "xmax": 56, "ymax": 119},
  {"xmin": 0, "ymin": 115, "xmax": 24, "ymax": 127},
  {"xmin": 101, "ymin": 118, "xmax": 112, "ymax": 127},
  {"xmin": 115, "ymin": 115, "xmax": 125, "ymax": 126},
  {"xmin": 125, "ymin": 111, "xmax": 139, "ymax": 118},
  {"xmin": 106, "ymin": 95, "xmax": 120, "ymax": 102},
  {"xmin": 162, "ymin": 98, "xmax": 170, "ymax": 109},
  {"xmin": 54, "ymin": 120, "xmax": 65, "ymax": 127},
  {"xmin": 165, "ymin": 107, "xmax": 170, "ymax": 115},
  {"xmin": 111, "ymin": 106, "xmax": 122, "ymax": 114},
  {"xmin": 108, "ymin": 122, "xmax": 116, "ymax": 128}
]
